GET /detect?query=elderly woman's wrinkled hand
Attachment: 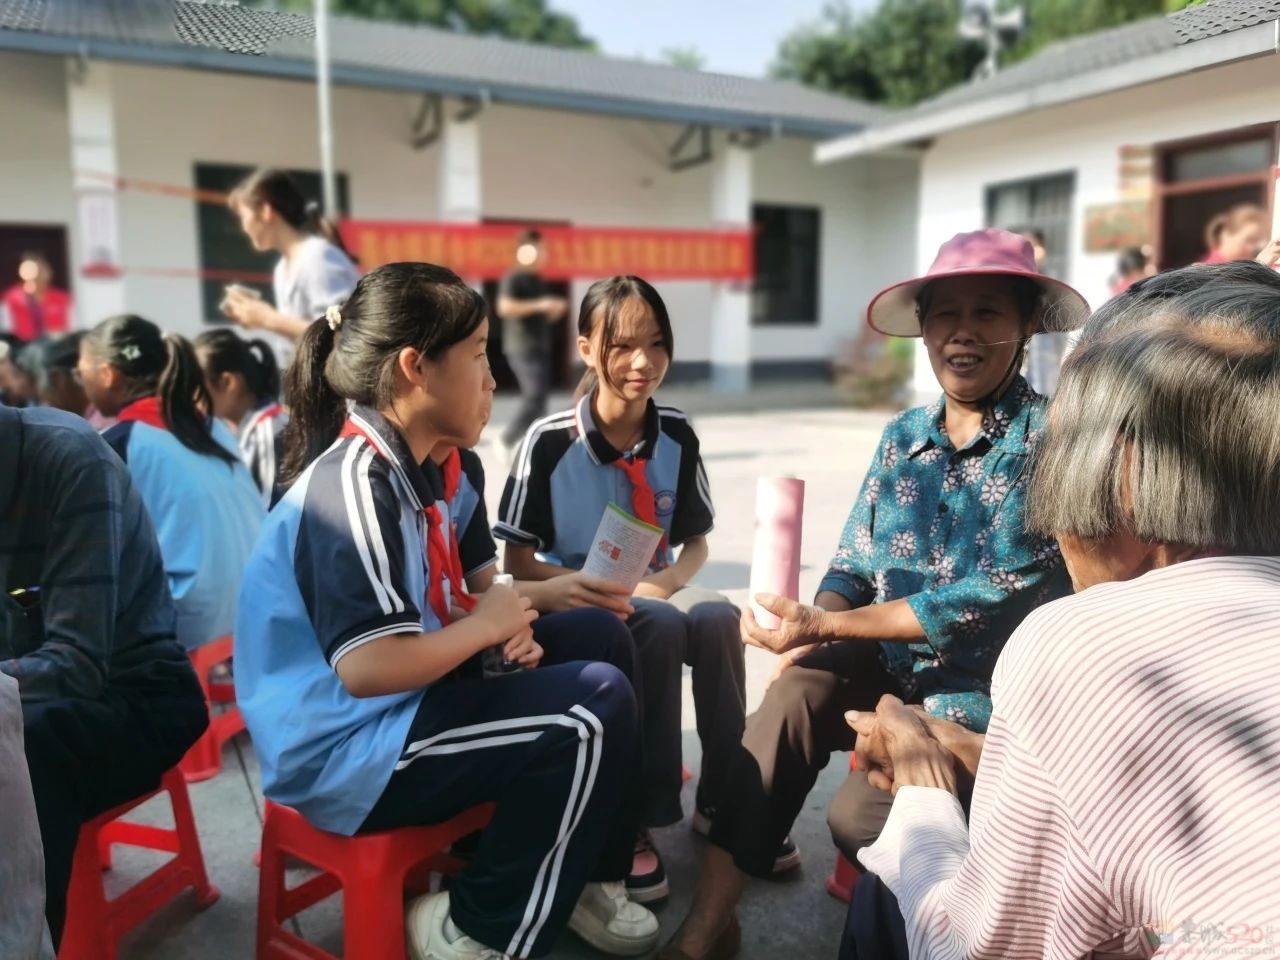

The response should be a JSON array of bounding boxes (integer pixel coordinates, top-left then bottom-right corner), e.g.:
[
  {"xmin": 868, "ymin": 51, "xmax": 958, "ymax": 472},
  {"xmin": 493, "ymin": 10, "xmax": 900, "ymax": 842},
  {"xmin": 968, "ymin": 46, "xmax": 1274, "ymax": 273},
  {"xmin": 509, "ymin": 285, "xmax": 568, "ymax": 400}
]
[
  {"xmin": 740, "ymin": 594, "xmax": 830, "ymax": 655},
  {"xmin": 847, "ymin": 695, "xmax": 959, "ymax": 796}
]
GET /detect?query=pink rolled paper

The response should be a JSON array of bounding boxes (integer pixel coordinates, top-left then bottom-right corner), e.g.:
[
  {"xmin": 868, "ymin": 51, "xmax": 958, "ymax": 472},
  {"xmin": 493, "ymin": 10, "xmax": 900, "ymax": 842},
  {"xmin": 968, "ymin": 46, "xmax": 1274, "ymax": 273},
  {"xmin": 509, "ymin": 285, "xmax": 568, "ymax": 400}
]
[{"xmin": 749, "ymin": 477, "xmax": 805, "ymax": 630}]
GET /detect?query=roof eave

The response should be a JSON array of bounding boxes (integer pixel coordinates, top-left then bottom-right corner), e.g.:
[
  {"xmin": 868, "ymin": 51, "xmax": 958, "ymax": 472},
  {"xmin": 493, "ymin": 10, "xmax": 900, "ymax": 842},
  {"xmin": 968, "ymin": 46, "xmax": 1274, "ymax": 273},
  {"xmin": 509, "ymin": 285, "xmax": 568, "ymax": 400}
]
[
  {"xmin": 0, "ymin": 29, "xmax": 868, "ymax": 140},
  {"xmin": 814, "ymin": 18, "xmax": 1280, "ymax": 164}
]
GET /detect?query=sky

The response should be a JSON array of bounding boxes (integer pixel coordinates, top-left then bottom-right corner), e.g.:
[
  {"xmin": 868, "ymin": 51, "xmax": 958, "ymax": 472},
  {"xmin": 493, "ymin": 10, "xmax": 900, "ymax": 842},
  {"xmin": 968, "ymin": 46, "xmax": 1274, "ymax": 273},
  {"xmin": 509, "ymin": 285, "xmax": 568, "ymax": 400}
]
[{"xmin": 553, "ymin": 0, "xmax": 872, "ymax": 78}]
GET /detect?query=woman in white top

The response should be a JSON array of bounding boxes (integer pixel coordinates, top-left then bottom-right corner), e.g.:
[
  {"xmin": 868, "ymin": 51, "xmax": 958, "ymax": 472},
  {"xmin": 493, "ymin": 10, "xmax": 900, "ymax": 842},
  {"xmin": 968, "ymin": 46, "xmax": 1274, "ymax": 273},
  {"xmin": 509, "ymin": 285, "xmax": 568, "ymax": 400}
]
[
  {"xmin": 221, "ymin": 168, "xmax": 360, "ymax": 370},
  {"xmin": 842, "ymin": 261, "xmax": 1280, "ymax": 960}
]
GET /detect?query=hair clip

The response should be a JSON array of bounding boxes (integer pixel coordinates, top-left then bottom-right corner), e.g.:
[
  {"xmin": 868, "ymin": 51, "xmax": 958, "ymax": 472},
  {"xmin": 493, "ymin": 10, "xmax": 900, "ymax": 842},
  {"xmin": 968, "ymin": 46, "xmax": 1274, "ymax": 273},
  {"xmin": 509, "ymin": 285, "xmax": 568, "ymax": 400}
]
[
  {"xmin": 121, "ymin": 344, "xmax": 142, "ymax": 361},
  {"xmin": 326, "ymin": 304, "xmax": 343, "ymax": 331}
]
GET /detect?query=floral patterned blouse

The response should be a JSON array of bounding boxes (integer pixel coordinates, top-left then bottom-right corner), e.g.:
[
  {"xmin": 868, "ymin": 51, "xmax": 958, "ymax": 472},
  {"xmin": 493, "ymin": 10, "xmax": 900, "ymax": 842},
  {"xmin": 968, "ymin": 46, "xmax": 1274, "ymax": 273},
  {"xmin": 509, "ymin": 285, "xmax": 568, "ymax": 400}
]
[{"xmin": 818, "ymin": 376, "xmax": 1070, "ymax": 732}]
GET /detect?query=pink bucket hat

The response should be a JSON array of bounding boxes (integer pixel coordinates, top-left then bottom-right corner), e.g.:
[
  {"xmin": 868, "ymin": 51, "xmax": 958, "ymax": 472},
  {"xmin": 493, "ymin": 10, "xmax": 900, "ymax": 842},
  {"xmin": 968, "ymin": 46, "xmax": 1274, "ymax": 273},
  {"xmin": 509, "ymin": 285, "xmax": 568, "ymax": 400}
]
[{"xmin": 867, "ymin": 229, "xmax": 1091, "ymax": 337}]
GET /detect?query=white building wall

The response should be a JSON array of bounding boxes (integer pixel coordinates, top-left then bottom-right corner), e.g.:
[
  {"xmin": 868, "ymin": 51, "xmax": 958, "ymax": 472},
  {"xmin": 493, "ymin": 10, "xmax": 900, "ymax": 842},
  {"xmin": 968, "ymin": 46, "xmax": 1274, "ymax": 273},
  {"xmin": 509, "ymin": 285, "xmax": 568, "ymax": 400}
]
[
  {"xmin": 911, "ymin": 54, "xmax": 1280, "ymax": 394},
  {"xmin": 480, "ymin": 103, "xmax": 717, "ymax": 364},
  {"xmin": 752, "ymin": 141, "xmax": 919, "ymax": 368},
  {"xmin": 107, "ymin": 63, "xmax": 441, "ymax": 332},
  {"xmin": 1, "ymin": 53, "xmax": 916, "ymax": 374},
  {"xmin": 0, "ymin": 54, "xmax": 76, "ymax": 264}
]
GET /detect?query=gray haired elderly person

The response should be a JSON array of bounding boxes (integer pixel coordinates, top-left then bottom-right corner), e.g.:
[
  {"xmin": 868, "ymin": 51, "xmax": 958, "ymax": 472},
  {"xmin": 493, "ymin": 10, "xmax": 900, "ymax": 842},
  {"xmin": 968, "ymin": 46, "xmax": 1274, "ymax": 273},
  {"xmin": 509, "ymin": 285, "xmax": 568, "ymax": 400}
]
[
  {"xmin": 840, "ymin": 260, "xmax": 1280, "ymax": 960},
  {"xmin": 12, "ymin": 333, "xmax": 89, "ymax": 416}
]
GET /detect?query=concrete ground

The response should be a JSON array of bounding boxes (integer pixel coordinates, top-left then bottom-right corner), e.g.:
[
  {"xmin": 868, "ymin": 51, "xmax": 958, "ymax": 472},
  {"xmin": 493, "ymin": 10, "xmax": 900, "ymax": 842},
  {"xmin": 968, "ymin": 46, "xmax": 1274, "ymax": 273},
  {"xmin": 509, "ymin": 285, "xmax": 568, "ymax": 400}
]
[{"xmin": 107, "ymin": 384, "xmax": 894, "ymax": 960}]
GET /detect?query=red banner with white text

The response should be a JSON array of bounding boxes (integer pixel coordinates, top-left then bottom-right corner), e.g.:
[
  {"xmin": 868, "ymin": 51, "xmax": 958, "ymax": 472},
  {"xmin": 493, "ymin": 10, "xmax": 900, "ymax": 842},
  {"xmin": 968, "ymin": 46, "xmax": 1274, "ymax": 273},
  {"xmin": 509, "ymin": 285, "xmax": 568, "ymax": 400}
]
[{"xmin": 339, "ymin": 220, "xmax": 754, "ymax": 281}]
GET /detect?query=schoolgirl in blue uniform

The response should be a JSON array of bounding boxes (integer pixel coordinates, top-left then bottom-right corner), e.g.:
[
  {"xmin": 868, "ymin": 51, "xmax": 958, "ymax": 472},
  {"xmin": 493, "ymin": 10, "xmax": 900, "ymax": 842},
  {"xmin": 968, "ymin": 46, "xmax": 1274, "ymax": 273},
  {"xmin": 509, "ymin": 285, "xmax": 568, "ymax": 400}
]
[
  {"xmin": 196, "ymin": 328, "xmax": 288, "ymax": 507},
  {"xmin": 496, "ymin": 277, "xmax": 779, "ymax": 904},
  {"xmin": 77, "ymin": 315, "xmax": 264, "ymax": 652},
  {"xmin": 234, "ymin": 263, "xmax": 658, "ymax": 960}
]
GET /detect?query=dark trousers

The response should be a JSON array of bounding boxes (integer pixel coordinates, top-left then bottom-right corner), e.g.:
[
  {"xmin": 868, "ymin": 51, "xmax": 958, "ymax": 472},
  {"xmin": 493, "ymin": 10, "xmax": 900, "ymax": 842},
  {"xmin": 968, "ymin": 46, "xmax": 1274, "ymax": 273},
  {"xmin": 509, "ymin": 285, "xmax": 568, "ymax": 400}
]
[
  {"xmin": 828, "ymin": 764, "xmax": 895, "ymax": 861},
  {"xmin": 361, "ymin": 609, "xmax": 639, "ymax": 959},
  {"xmin": 707, "ymin": 641, "xmax": 909, "ymax": 877},
  {"xmin": 838, "ymin": 872, "xmax": 909, "ymax": 960},
  {"xmin": 627, "ymin": 588, "xmax": 746, "ymax": 827},
  {"xmin": 22, "ymin": 661, "xmax": 209, "ymax": 945},
  {"xmin": 502, "ymin": 347, "xmax": 552, "ymax": 448}
]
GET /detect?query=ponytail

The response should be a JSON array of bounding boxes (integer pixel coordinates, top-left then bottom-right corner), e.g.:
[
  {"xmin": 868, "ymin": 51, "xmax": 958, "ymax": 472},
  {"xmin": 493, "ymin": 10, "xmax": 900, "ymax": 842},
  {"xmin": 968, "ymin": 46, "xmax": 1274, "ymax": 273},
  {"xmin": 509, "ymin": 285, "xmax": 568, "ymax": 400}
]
[
  {"xmin": 230, "ymin": 168, "xmax": 357, "ymax": 266},
  {"xmin": 278, "ymin": 318, "xmax": 344, "ymax": 486},
  {"xmin": 245, "ymin": 338, "xmax": 281, "ymax": 400},
  {"xmin": 278, "ymin": 262, "xmax": 486, "ymax": 485},
  {"xmin": 159, "ymin": 333, "xmax": 236, "ymax": 465},
  {"xmin": 304, "ymin": 200, "xmax": 358, "ymax": 267},
  {"xmin": 88, "ymin": 314, "xmax": 233, "ymax": 464},
  {"xmin": 194, "ymin": 329, "xmax": 281, "ymax": 405}
]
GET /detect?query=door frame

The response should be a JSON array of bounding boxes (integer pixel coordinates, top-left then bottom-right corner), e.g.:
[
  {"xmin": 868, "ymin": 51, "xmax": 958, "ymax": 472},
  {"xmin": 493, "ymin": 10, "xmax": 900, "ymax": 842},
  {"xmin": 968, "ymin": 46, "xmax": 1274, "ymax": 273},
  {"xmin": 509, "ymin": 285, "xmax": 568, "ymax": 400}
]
[{"xmin": 1152, "ymin": 121, "xmax": 1279, "ymax": 268}]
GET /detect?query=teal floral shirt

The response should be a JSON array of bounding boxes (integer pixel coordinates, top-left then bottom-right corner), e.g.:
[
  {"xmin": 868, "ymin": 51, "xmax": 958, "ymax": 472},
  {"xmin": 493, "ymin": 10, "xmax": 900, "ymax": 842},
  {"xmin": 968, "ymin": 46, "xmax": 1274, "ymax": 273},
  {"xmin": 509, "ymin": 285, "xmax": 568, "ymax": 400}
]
[{"xmin": 818, "ymin": 376, "xmax": 1070, "ymax": 732}]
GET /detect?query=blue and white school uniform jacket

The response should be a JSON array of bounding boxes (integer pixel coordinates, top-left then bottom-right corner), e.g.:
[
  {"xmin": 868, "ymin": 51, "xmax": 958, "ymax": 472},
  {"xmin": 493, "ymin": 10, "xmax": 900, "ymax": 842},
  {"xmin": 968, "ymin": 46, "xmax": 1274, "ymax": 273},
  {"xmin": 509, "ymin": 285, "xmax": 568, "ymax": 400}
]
[
  {"xmin": 238, "ymin": 402, "xmax": 289, "ymax": 508},
  {"xmin": 104, "ymin": 411, "xmax": 264, "ymax": 652},
  {"xmin": 494, "ymin": 394, "xmax": 714, "ymax": 572},
  {"xmin": 234, "ymin": 407, "xmax": 452, "ymax": 836}
]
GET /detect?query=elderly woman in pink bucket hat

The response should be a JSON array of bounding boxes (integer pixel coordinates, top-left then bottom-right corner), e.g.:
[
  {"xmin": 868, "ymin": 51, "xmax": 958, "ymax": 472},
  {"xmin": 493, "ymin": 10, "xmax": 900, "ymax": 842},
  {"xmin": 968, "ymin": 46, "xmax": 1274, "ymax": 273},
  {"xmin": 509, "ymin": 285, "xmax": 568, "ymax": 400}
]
[{"xmin": 660, "ymin": 229, "xmax": 1090, "ymax": 960}]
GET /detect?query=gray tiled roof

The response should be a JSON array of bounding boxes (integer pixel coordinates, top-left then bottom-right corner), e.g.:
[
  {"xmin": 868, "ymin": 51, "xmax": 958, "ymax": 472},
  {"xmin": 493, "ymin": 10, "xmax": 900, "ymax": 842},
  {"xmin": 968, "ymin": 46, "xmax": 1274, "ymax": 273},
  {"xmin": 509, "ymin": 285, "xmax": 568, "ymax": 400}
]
[
  {"xmin": 868, "ymin": 0, "xmax": 1280, "ymax": 134},
  {"xmin": 0, "ymin": 0, "xmax": 882, "ymax": 137},
  {"xmin": 1171, "ymin": 0, "xmax": 1280, "ymax": 42},
  {"xmin": 902, "ymin": 16, "xmax": 1178, "ymax": 123}
]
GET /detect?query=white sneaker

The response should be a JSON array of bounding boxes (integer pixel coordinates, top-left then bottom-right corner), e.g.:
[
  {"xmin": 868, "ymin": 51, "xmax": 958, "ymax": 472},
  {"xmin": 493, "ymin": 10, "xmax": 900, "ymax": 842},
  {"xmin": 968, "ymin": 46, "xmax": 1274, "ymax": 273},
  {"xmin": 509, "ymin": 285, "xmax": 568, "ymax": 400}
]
[
  {"xmin": 405, "ymin": 891, "xmax": 509, "ymax": 960},
  {"xmin": 569, "ymin": 881, "xmax": 660, "ymax": 956}
]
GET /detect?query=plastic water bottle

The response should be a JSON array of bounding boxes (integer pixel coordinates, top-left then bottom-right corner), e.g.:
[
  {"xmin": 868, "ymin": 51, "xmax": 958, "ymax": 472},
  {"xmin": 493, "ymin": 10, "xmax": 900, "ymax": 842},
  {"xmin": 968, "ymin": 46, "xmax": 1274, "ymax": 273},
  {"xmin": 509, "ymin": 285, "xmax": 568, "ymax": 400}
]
[{"xmin": 482, "ymin": 574, "xmax": 523, "ymax": 679}]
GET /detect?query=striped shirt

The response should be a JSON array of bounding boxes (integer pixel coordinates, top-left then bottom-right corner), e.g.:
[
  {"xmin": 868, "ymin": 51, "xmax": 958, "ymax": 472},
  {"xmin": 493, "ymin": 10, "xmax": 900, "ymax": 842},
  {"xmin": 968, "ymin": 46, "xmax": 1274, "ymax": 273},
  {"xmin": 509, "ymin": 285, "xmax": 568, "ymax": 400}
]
[
  {"xmin": 239, "ymin": 403, "xmax": 288, "ymax": 508},
  {"xmin": 860, "ymin": 556, "xmax": 1280, "ymax": 959}
]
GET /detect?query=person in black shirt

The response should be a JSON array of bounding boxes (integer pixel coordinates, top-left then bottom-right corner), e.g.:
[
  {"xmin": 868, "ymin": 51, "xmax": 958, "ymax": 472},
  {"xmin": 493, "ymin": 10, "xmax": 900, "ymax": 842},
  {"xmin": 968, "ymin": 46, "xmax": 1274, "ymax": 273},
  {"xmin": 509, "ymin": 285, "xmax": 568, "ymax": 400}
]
[
  {"xmin": 0, "ymin": 406, "xmax": 207, "ymax": 945},
  {"xmin": 497, "ymin": 231, "xmax": 568, "ymax": 453}
]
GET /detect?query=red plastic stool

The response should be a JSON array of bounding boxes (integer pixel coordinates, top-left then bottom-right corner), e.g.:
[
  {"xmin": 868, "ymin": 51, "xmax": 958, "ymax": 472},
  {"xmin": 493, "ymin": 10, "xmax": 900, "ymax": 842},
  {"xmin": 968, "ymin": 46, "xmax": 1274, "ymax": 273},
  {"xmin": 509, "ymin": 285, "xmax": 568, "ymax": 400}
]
[
  {"xmin": 58, "ymin": 768, "xmax": 219, "ymax": 960},
  {"xmin": 256, "ymin": 801, "xmax": 494, "ymax": 960},
  {"xmin": 180, "ymin": 635, "xmax": 245, "ymax": 782},
  {"xmin": 825, "ymin": 753, "xmax": 863, "ymax": 904},
  {"xmin": 826, "ymin": 848, "xmax": 862, "ymax": 903}
]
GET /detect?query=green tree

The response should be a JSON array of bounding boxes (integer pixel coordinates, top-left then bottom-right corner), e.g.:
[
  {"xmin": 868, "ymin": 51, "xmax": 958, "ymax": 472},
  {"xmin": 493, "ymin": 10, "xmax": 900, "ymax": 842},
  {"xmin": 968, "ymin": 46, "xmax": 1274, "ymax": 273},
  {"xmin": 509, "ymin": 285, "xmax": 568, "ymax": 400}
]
[
  {"xmin": 772, "ymin": 0, "xmax": 981, "ymax": 108},
  {"xmin": 661, "ymin": 46, "xmax": 706, "ymax": 70},
  {"xmin": 255, "ymin": 0, "xmax": 595, "ymax": 49},
  {"xmin": 1005, "ymin": 0, "xmax": 1165, "ymax": 64},
  {"xmin": 773, "ymin": 0, "xmax": 1195, "ymax": 108}
]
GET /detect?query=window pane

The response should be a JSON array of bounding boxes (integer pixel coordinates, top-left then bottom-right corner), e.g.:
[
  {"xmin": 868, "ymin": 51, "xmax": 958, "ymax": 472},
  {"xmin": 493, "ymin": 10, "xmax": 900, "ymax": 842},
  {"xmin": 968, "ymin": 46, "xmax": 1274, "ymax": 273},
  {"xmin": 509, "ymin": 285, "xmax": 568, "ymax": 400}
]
[
  {"xmin": 1167, "ymin": 138, "xmax": 1271, "ymax": 183},
  {"xmin": 986, "ymin": 173, "xmax": 1075, "ymax": 280},
  {"xmin": 751, "ymin": 204, "xmax": 820, "ymax": 326}
]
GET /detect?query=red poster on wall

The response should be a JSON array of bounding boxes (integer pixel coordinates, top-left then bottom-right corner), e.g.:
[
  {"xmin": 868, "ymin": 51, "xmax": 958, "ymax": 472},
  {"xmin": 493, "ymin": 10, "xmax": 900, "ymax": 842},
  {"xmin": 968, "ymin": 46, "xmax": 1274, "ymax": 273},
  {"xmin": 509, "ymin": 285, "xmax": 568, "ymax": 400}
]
[{"xmin": 340, "ymin": 220, "xmax": 754, "ymax": 281}]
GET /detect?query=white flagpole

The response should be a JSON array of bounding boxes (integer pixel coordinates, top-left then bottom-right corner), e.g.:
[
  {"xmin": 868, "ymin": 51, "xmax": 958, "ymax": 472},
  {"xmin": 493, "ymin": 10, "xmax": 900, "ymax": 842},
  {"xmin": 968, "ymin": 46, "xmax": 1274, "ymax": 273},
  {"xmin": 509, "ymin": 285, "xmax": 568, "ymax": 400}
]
[{"xmin": 315, "ymin": 0, "xmax": 338, "ymax": 218}]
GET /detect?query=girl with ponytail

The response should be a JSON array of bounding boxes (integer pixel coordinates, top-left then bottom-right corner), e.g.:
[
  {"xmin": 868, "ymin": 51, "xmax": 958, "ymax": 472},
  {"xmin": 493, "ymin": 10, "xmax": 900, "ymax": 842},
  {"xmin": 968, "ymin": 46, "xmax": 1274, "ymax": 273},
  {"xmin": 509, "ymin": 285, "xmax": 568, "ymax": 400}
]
[
  {"xmin": 221, "ymin": 167, "xmax": 360, "ymax": 370},
  {"xmin": 196, "ymin": 329, "xmax": 287, "ymax": 506},
  {"xmin": 78, "ymin": 315, "xmax": 264, "ymax": 652},
  {"xmin": 237, "ymin": 261, "xmax": 658, "ymax": 960}
]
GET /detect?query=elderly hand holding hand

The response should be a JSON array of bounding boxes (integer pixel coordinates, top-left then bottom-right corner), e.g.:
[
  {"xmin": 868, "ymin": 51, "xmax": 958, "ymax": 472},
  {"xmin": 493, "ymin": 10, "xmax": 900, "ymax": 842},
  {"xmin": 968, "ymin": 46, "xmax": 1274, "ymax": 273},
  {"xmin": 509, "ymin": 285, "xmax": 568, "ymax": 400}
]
[{"xmin": 847, "ymin": 695, "xmax": 988, "ymax": 797}]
